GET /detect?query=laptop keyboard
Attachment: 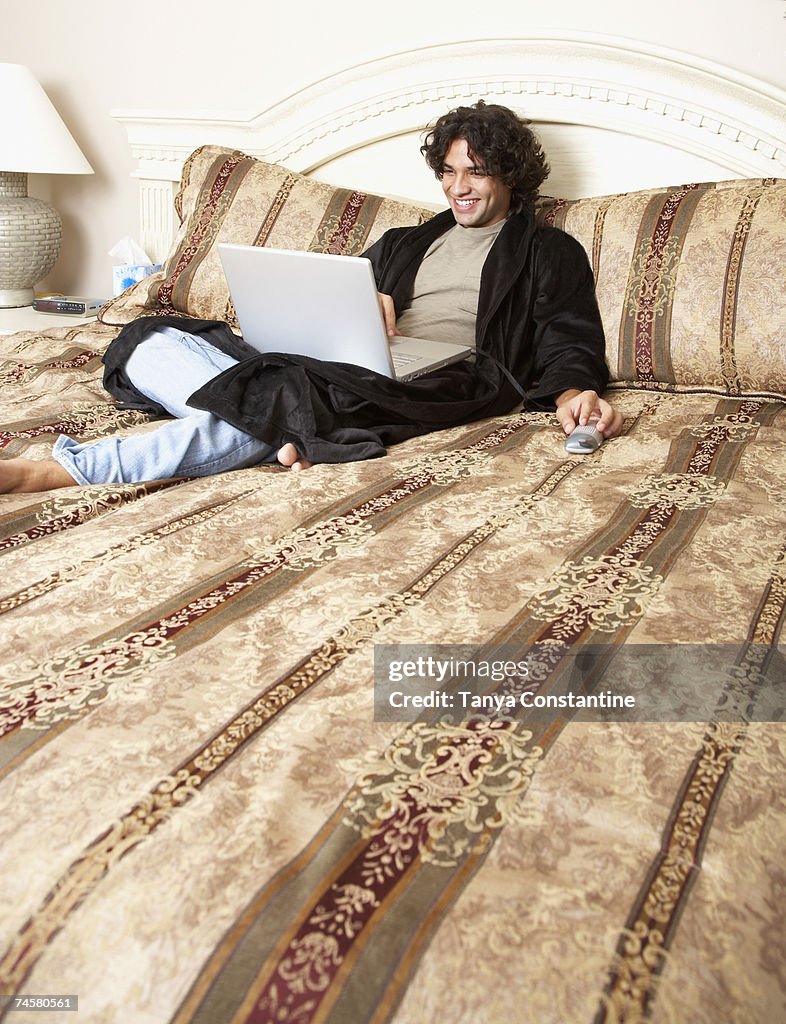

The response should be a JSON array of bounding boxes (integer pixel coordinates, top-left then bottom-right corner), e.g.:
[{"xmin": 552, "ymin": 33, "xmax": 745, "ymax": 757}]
[{"xmin": 391, "ymin": 351, "xmax": 420, "ymax": 367}]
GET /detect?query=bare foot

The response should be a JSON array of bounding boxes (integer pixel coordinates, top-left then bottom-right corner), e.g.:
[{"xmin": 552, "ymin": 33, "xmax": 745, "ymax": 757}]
[
  {"xmin": 0, "ymin": 458, "xmax": 77, "ymax": 494},
  {"xmin": 276, "ymin": 442, "xmax": 313, "ymax": 472}
]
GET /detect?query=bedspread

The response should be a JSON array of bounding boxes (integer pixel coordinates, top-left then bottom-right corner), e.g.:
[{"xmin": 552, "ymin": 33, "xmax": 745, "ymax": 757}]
[{"xmin": 0, "ymin": 322, "xmax": 784, "ymax": 1023}]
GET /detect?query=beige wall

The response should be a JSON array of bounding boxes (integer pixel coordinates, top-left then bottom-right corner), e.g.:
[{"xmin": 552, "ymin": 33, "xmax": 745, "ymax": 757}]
[{"xmin": 2, "ymin": 0, "xmax": 785, "ymax": 298}]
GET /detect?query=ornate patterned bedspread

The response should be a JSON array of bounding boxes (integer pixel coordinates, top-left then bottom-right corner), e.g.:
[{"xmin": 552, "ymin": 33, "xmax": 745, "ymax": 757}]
[{"xmin": 1, "ymin": 325, "xmax": 784, "ymax": 1023}]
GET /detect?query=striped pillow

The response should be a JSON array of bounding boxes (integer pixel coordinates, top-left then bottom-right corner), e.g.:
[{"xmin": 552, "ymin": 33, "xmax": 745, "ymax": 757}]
[
  {"xmin": 137, "ymin": 146, "xmax": 433, "ymax": 327},
  {"xmin": 537, "ymin": 178, "xmax": 786, "ymax": 399},
  {"xmin": 102, "ymin": 148, "xmax": 785, "ymax": 401}
]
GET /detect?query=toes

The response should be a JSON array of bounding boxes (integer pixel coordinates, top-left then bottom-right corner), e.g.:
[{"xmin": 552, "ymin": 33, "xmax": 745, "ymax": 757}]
[
  {"xmin": 277, "ymin": 443, "xmax": 313, "ymax": 471},
  {"xmin": 276, "ymin": 443, "xmax": 298, "ymax": 468}
]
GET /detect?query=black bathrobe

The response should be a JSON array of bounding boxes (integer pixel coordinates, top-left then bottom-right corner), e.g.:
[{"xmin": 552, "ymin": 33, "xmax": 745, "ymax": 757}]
[{"xmin": 102, "ymin": 207, "xmax": 609, "ymax": 463}]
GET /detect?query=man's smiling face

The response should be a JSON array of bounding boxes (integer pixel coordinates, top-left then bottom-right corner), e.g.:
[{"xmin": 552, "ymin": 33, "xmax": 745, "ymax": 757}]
[{"xmin": 440, "ymin": 137, "xmax": 512, "ymax": 228}]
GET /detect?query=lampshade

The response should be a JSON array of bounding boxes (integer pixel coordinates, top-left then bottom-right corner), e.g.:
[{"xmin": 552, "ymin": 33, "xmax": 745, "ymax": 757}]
[{"xmin": 0, "ymin": 63, "xmax": 94, "ymax": 307}]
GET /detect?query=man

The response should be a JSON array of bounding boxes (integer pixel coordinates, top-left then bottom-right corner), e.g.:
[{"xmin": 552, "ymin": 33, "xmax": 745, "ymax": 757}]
[{"xmin": 0, "ymin": 101, "xmax": 622, "ymax": 494}]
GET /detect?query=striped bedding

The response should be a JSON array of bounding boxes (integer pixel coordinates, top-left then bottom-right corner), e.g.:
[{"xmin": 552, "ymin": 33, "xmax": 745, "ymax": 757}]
[{"xmin": 0, "ymin": 159, "xmax": 784, "ymax": 1023}]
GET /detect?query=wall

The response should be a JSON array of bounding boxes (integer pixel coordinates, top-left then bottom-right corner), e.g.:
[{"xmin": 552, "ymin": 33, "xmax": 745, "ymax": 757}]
[{"xmin": 2, "ymin": 0, "xmax": 785, "ymax": 297}]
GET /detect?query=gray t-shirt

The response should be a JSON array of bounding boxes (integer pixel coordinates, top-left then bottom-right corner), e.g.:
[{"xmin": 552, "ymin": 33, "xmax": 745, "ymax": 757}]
[{"xmin": 395, "ymin": 220, "xmax": 506, "ymax": 344}]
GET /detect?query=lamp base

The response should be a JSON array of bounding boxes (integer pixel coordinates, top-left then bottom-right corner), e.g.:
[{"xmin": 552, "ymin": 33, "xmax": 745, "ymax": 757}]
[
  {"xmin": 0, "ymin": 171, "xmax": 62, "ymax": 309},
  {"xmin": 0, "ymin": 286, "xmax": 35, "ymax": 307}
]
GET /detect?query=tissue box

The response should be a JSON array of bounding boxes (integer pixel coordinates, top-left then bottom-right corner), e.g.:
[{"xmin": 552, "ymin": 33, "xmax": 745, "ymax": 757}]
[{"xmin": 112, "ymin": 263, "xmax": 163, "ymax": 296}]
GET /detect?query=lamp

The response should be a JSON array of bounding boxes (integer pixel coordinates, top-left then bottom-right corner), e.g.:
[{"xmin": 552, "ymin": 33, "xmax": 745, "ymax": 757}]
[{"xmin": 0, "ymin": 63, "xmax": 93, "ymax": 307}]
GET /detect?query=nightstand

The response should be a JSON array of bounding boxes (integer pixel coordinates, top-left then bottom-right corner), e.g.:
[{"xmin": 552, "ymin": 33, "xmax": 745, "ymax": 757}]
[{"xmin": 0, "ymin": 306, "xmax": 98, "ymax": 336}]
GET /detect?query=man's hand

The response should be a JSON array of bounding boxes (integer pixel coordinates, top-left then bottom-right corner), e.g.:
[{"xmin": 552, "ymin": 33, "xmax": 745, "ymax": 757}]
[
  {"xmin": 555, "ymin": 389, "xmax": 624, "ymax": 438},
  {"xmin": 378, "ymin": 293, "xmax": 400, "ymax": 337}
]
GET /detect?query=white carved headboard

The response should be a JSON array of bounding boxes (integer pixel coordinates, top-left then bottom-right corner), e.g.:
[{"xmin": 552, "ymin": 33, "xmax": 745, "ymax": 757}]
[{"xmin": 111, "ymin": 35, "xmax": 786, "ymax": 263}]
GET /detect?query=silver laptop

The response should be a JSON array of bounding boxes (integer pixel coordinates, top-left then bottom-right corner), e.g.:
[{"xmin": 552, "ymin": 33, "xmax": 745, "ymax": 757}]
[{"xmin": 218, "ymin": 243, "xmax": 472, "ymax": 381}]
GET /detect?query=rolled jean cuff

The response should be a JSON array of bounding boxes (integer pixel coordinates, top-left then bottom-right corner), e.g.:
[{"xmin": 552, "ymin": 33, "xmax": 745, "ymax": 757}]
[{"xmin": 52, "ymin": 435, "xmax": 94, "ymax": 486}]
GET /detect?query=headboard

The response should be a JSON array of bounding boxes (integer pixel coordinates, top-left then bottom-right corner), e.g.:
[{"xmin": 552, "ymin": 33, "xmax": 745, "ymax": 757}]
[{"xmin": 111, "ymin": 34, "xmax": 786, "ymax": 263}]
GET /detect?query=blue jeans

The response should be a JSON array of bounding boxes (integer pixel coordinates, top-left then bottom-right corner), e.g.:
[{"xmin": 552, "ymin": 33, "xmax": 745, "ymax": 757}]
[{"xmin": 53, "ymin": 327, "xmax": 276, "ymax": 484}]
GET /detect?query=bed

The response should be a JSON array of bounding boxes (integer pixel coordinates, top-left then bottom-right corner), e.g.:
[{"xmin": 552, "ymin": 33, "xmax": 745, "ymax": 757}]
[{"xmin": 1, "ymin": 37, "xmax": 785, "ymax": 1024}]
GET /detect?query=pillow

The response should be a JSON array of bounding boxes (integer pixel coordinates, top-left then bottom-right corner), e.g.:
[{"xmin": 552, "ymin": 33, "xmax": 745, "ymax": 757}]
[
  {"xmin": 101, "ymin": 151, "xmax": 785, "ymax": 400},
  {"xmin": 536, "ymin": 178, "xmax": 786, "ymax": 399},
  {"xmin": 101, "ymin": 146, "xmax": 434, "ymax": 327}
]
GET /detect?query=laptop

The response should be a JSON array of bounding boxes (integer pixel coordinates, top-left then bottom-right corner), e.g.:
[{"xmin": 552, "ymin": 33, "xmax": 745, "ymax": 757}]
[{"xmin": 218, "ymin": 243, "xmax": 473, "ymax": 381}]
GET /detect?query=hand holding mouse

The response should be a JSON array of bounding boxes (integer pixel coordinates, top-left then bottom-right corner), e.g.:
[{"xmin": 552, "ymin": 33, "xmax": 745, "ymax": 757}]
[{"xmin": 555, "ymin": 389, "xmax": 624, "ymax": 453}]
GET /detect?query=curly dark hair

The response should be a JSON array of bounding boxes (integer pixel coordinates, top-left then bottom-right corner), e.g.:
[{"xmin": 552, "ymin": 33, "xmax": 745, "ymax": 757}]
[{"xmin": 420, "ymin": 100, "xmax": 550, "ymax": 211}]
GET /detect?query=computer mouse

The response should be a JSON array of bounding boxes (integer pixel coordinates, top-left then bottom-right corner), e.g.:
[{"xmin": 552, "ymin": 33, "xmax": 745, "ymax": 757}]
[{"xmin": 564, "ymin": 424, "xmax": 604, "ymax": 454}]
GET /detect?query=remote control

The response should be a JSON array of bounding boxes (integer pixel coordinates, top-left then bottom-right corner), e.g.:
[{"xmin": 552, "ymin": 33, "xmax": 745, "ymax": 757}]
[{"xmin": 564, "ymin": 424, "xmax": 604, "ymax": 454}]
